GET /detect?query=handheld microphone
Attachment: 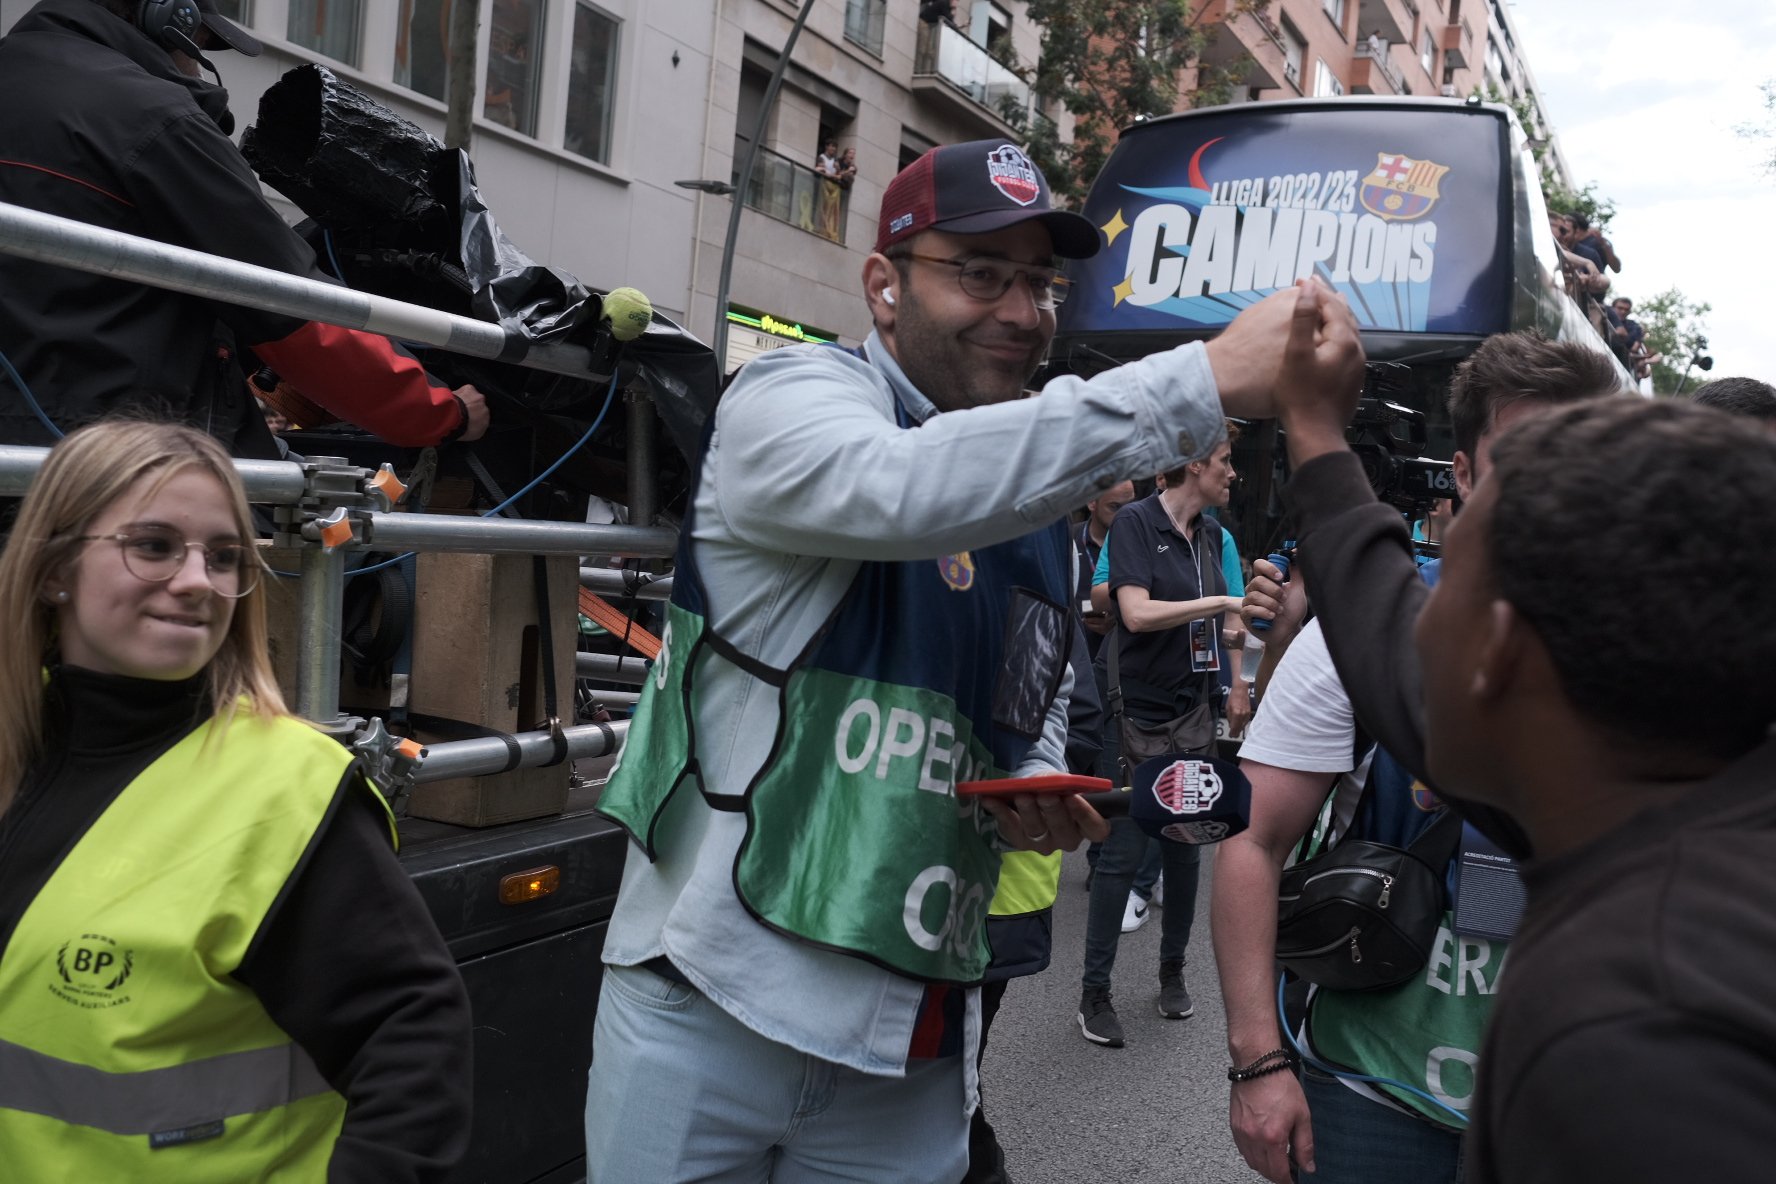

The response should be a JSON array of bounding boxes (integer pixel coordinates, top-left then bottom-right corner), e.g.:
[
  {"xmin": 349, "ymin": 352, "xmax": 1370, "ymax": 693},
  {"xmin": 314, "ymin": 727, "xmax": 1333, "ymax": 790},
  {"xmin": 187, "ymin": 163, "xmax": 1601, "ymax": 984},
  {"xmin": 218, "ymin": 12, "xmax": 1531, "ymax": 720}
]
[
  {"xmin": 1128, "ymin": 753, "xmax": 1251, "ymax": 844},
  {"xmin": 1077, "ymin": 755, "xmax": 1253, "ymax": 844},
  {"xmin": 601, "ymin": 287, "xmax": 653, "ymax": 342}
]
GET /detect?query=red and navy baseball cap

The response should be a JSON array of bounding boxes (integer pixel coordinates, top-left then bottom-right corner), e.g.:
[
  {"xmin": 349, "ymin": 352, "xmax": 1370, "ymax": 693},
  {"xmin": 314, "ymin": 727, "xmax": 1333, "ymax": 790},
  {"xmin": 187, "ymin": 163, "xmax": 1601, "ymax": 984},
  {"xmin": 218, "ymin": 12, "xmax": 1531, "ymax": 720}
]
[{"xmin": 875, "ymin": 140, "xmax": 1098, "ymax": 259}]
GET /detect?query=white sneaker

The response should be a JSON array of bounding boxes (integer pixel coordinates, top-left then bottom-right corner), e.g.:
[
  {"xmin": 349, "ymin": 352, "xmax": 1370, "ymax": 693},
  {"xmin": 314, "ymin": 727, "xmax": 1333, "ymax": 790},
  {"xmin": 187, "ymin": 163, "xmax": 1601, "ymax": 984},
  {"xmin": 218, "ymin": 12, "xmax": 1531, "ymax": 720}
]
[{"xmin": 1121, "ymin": 891, "xmax": 1151, "ymax": 933}]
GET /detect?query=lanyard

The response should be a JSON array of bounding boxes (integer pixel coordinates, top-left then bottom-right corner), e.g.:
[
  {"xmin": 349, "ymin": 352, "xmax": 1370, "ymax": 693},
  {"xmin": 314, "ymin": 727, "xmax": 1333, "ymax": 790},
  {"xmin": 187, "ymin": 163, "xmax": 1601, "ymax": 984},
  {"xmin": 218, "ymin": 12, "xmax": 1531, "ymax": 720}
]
[{"xmin": 1160, "ymin": 498, "xmax": 1209, "ymax": 599}]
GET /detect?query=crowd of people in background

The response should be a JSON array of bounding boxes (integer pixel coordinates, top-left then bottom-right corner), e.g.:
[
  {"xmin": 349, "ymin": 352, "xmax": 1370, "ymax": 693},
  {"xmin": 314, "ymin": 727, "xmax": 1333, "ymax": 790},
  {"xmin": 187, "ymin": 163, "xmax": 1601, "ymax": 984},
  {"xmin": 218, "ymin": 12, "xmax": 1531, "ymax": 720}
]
[{"xmin": 1548, "ymin": 210, "xmax": 1659, "ymax": 380}]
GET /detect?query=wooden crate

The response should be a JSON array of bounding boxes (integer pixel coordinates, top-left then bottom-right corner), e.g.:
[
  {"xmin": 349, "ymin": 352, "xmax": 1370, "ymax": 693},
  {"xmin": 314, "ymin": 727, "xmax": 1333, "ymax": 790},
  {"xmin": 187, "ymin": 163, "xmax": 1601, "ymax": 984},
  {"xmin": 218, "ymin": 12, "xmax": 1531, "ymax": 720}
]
[{"xmin": 404, "ymin": 551, "xmax": 580, "ymax": 827}]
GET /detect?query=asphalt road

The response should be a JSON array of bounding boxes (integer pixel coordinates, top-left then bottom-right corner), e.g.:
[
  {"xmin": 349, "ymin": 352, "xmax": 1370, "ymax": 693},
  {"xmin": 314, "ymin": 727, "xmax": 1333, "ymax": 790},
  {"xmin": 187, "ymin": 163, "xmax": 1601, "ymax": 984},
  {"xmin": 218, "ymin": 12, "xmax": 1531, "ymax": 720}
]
[{"xmin": 982, "ymin": 845, "xmax": 1260, "ymax": 1184}]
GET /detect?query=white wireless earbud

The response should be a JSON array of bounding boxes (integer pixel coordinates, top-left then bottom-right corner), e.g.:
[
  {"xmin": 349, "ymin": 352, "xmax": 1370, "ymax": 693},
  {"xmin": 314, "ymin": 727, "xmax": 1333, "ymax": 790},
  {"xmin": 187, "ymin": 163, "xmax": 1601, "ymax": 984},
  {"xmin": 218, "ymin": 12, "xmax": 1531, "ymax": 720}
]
[{"xmin": 881, "ymin": 289, "xmax": 896, "ymax": 306}]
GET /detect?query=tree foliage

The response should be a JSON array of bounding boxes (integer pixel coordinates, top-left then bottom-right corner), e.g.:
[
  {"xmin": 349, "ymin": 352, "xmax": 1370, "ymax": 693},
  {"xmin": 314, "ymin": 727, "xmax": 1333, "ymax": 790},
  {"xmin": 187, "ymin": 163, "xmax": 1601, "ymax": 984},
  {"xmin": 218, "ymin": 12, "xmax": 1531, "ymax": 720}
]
[
  {"xmin": 1543, "ymin": 180, "xmax": 1618, "ymax": 233},
  {"xmin": 1473, "ymin": 85, "xmax": 1617, "ymax": 229},
  {"xmin": 1634, "ymin": 287, "xmax": 1713, "ymax": 396},
  {"xmin": 1734, "ymin": 79, "xmax": 1776, "ymax": 177},
  {"xmin": 1021, "ymin": 0, "xmax": 1263, "ymax": 203}
]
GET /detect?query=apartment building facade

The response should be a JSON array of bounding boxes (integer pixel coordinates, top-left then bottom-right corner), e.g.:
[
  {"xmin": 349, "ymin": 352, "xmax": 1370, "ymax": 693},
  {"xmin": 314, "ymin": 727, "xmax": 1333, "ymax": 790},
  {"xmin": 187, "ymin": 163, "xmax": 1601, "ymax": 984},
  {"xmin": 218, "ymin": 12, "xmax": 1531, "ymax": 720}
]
[
  {"xmin": 1197, "ymin": 0, "xmax": 1569, "ymax": 183},
  {"xmin": 0, "ymin": 0, "xmax": 1048, "ymax": 369},
  {"xmin": 0, "ymin": 0, "xmax": 1576, "ymax": 367}
]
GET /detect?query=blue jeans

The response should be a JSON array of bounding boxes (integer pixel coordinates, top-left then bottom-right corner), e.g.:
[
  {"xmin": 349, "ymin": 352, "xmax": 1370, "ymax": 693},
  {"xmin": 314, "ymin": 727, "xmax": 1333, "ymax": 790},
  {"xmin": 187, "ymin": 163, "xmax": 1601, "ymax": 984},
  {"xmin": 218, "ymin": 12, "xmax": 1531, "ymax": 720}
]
[
  {"xmin": 1298, "ymin": 1066, "xmax": 1464, "ymax": 1183},
  {"xmin": 1081, "ymin": 817, "xmax": 1201, "ymax": 989},
  {"xmin": 585, "ymin": 963, "xmax": 968, "ymax": 1183}
]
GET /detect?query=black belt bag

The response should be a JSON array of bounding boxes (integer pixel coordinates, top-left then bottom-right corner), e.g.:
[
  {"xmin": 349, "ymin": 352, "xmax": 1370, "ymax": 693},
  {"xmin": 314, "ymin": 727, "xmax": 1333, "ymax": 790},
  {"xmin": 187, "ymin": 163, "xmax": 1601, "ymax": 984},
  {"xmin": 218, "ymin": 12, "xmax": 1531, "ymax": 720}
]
[
  {"xmin": 1105, "ymin": 624, "xmax": 1214, "ymax": 779},
  {"xmin": 1275, "ymin": 810, "xmax": 1462, "ymax": 992}
]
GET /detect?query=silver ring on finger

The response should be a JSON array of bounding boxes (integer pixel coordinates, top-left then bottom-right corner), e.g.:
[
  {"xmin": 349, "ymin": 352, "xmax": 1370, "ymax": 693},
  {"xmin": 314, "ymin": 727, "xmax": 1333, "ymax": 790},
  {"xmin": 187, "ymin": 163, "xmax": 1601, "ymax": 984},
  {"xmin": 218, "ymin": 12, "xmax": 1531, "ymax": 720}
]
[{"xmin": 1026, "ymin": 830, "xmax": 1050, "ymax": 842}]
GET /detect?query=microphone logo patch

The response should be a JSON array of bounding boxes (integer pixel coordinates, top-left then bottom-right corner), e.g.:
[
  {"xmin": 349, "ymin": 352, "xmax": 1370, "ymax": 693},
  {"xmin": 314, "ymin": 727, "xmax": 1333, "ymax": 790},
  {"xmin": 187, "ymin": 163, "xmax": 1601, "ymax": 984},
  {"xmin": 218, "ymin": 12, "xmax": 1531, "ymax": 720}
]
[{"xmin": 1153, "ymin": 759, "xmax": 1222, "ymax": 815}]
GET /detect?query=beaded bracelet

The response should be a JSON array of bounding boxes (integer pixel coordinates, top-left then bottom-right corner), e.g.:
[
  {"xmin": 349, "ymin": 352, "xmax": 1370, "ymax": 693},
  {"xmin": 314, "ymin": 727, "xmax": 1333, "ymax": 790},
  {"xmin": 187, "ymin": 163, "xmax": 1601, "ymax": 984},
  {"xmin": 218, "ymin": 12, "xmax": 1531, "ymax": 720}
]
[{"xmin": 1227, "ymin": 1048, "xmax": 1300, "ymax": 1083}]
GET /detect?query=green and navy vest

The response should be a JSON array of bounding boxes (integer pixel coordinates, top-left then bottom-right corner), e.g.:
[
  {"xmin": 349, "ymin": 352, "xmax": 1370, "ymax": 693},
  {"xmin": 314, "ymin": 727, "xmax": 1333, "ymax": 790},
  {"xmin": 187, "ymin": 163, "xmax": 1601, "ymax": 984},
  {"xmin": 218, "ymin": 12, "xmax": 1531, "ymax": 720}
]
[
  {"xmin": 599, "ymin": 374, "xmax": 1074, "ymax": 984},
  {"xmin": 0, "ymin": 711, "xmax": 391, "ymax": 1180}
]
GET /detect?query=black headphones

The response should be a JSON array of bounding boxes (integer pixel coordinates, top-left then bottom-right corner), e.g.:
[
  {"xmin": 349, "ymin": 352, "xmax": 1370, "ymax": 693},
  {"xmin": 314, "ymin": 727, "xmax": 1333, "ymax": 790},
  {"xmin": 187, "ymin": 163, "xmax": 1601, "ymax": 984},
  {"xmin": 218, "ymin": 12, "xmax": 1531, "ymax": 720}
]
[{"xmin": 135, "ymin": 0, "xmax": 204, "ymax": 56}]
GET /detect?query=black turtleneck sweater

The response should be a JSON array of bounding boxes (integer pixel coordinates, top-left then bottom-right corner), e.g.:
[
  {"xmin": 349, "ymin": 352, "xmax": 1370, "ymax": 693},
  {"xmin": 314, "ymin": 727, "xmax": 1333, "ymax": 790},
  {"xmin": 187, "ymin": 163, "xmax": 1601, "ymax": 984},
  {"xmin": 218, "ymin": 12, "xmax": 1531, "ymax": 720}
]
[{"xmin": 0, "ymin": 667, "xmax": 472, "ymax": 1183}]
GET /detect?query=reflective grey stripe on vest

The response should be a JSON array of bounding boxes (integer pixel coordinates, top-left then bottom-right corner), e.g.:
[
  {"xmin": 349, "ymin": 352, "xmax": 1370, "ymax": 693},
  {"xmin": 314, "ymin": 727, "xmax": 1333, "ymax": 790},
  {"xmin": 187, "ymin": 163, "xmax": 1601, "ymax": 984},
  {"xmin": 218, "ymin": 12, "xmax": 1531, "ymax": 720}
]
[{"xmin": 0, "ymin": 1037, "xmax": 333, "ymax": 1136}]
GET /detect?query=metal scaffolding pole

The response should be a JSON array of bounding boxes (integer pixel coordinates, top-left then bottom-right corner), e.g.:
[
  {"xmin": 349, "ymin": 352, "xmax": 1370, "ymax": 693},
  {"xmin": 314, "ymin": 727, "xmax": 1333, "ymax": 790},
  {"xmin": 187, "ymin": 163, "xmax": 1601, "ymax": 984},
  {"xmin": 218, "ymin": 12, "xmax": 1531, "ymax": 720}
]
[
  {"xmin": 0, "ymin": 202, "xmax": 608, "ymax": 381},
  {"xmin": 0, "ymin": 444, "xmax": 309, "ymax": 504},
  {"xmin": 358, "ymin": 513, "xmax": 678, "ymax": 558},
  {"xmin": 296, "ymin": 544, "xmax": 348, "ymax": 731},
  {"xmin": 576, "ymin": 653, "xmax": 652, "ymax": 684},
  {"xmin": 580, "ymin": 567, "xmax": 674, "ymax": 601},
  {"xmin": 412, "ymin": 720, "xmax": 629, "ymax": 783}
]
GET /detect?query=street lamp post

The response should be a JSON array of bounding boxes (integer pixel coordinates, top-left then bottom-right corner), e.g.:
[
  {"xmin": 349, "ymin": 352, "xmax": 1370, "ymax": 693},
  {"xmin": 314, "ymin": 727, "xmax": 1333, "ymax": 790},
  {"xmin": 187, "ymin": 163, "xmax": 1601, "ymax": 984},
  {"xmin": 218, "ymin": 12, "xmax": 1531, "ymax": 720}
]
[
  {"xmin": 1676, "ymin": 336, "xmax": 1714, "ymax": 396},
  {"xmin": 677, "ymin": 0, "xmax": 818, "ymax": 372}
]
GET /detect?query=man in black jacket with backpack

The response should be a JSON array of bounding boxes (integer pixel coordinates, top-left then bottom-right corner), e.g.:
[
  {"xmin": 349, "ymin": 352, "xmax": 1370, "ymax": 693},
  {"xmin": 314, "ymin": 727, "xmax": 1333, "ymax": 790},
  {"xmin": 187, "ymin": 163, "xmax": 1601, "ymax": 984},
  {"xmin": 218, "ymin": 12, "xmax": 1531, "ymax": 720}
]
[{"xmin": 1213, "ymin": 325, "xmax": 1624, "ymax": 1183}]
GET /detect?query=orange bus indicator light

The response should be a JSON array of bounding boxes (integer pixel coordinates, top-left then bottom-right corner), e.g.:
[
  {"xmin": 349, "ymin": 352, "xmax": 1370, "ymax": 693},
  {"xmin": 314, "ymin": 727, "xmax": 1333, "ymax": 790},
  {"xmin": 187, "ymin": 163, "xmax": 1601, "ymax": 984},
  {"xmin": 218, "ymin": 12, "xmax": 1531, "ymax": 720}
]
[{"xmin": 499, "ymin": 866, "xmax": 560, "ymax": 905}]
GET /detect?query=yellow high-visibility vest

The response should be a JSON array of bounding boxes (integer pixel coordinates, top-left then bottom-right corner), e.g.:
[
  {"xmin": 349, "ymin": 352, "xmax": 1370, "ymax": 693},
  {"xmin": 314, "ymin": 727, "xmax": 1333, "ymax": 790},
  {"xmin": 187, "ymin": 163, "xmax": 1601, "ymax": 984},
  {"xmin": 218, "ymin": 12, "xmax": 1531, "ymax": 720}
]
[
  {"xmin": 0, "ymin": 710, "xmax": 392, "ymax": 1181},
  {"xmin": 989, "ymin": 849, "xmax": 1062, "ymax": 917}
]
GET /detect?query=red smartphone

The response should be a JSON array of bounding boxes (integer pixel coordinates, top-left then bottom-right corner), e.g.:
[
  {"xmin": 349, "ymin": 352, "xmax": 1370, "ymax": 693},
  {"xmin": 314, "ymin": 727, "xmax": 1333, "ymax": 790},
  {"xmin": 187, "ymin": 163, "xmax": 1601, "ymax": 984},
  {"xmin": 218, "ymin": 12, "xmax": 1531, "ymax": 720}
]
[{"xmin": 956, "ymin": 774, "xmax": 1113, "ymax": 798}]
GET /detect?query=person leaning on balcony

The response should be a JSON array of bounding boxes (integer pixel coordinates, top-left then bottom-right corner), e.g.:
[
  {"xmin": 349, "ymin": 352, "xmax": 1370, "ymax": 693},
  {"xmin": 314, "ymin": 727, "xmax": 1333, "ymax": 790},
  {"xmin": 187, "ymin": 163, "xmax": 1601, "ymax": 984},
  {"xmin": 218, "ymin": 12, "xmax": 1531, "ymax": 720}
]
[
  {"xmin": 583, "ymin": 137, "xmax": 1316, "ymax": 1182},
  {"xmin": 816, "ymin": 139, "xmax": 841, "ymax": 179},
  {"xmin": 816, "ymin": 140, "xmax": 847, "ymax": 240},
  {"xmin": 0, "ymin": 420, "xmax": 472, "ymax": 1182},
  {"xmin": 0, "ymin": 0, "xmax": 487, "ymax": 455}
]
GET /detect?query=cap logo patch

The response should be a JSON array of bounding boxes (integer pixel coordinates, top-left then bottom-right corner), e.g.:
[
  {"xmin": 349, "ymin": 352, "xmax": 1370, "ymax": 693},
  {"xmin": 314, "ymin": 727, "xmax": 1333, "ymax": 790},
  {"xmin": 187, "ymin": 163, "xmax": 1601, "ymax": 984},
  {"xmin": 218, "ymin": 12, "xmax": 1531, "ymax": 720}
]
[
  {"xmin": 890, "ymin": 212, "xmax": 915, "ymax": 235},
  {"xmin": 1153, "ymin": 759, "xmax": 1222, "ymax": 815},
  {"xmin": 985, "ymin": 145, "xmax": 1040, "ymax": 207}
]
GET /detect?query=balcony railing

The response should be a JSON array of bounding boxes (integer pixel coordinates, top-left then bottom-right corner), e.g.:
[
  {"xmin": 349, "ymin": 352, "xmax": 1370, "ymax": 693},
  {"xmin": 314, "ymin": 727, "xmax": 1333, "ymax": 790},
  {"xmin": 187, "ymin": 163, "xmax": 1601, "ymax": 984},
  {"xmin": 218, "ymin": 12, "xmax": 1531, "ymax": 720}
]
[
  {"xmin": 1441, "ymin": 20, "xmax": 1473, "ymax": 69},
  {"xmin": 843, "ymin": 0, "xmax": 886, "ymax": 57},
  {"xmin": 734, "ymin": 141, "xmax": 849, "ymax": 245},
  {"xmin": 914, "ymin": 21, "xmax": 1034, "ymax": 129},
  {"xmin": 1354, "ymin": 37, "xmax": 1405, "ymax": 94},
  {"xmin": 1252, "ymin": 8, "xmax": 1287, "ymax": 52}
]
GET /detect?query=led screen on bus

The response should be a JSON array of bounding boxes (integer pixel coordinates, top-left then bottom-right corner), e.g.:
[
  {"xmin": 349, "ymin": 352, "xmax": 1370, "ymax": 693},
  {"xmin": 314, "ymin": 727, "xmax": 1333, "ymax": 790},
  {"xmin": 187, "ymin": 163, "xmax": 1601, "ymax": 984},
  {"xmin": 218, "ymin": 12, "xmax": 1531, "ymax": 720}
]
[{"xmin": 1058, "ymin": 103, "xmax": 1513, "ymax": 339}]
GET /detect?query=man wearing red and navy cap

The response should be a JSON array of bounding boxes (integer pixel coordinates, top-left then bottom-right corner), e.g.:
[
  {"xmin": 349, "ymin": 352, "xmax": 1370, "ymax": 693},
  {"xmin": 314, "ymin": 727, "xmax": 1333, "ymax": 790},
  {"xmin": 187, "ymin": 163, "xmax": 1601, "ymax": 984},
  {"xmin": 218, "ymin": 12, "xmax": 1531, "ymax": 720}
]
[
  {"xmin": 587, "ymin": 139, "xmax": 1312, "ymax": 1180},
  {"xmin": 0, "ymin": 0, "xmax": 487, "ymax": 454}
]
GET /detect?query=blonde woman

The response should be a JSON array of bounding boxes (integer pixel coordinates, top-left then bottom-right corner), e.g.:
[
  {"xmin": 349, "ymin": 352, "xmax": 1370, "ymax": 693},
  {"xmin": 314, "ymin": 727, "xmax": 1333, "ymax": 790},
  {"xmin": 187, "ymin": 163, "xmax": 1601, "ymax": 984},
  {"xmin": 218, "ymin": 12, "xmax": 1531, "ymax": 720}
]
[{"xmin": 0, "ymin": 421, "xmax": 470, "ymax": 1181}]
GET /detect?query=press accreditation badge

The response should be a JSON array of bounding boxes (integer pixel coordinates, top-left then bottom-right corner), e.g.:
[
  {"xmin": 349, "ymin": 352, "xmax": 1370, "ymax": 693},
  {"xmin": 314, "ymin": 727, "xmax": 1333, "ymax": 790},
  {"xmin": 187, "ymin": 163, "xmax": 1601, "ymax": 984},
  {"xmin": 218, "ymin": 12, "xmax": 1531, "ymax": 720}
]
[
  {"xmin": 1189, "ymin": 618, "xmax": 1220, "ymax": 673},
  {"xmin": 1452, "ymin": 822, "xmax": 1526, "ymax": 941}
]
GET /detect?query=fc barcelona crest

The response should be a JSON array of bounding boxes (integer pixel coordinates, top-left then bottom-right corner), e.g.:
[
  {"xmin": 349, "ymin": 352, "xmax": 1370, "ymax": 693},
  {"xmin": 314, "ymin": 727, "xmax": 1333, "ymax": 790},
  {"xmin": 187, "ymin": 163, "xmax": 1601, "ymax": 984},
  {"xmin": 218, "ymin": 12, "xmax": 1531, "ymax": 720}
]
[
  {"xmin": 938, "ymin": 552, "xmax": 976, "ymax": 591},
  {"xmin": 1410, "ymin": 778, "xmax": 1441, "ymax": 812},
  {"xmin": 1359, "ymin": 153, "xmax": 1450, "ymax": 222}
]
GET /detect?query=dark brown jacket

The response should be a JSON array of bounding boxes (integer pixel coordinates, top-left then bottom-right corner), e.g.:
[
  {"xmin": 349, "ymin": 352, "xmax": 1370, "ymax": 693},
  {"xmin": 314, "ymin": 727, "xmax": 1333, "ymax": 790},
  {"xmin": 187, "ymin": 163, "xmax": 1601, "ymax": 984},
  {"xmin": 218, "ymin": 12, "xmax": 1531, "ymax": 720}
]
[{"xmin": 1287, "ymin": 449, "xmax": 1776, "ymax": 1181}]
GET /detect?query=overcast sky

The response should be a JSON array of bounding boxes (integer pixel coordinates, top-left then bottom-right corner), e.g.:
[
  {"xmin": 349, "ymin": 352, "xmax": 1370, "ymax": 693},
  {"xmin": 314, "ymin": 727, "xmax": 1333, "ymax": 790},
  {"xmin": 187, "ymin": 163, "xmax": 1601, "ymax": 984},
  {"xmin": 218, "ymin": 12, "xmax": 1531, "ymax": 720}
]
[{"xmin": 1509, "ymin": 1, "xmax": 1776, "ymax": 383}]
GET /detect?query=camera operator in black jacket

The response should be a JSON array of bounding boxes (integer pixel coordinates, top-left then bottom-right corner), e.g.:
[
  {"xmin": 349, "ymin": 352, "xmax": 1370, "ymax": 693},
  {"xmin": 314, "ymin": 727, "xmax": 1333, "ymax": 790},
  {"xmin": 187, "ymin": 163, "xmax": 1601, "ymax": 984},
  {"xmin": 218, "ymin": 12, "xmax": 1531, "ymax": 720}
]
[{"xmin": 0, "ymin": 0, "xmax": 487, "ymax": 455}]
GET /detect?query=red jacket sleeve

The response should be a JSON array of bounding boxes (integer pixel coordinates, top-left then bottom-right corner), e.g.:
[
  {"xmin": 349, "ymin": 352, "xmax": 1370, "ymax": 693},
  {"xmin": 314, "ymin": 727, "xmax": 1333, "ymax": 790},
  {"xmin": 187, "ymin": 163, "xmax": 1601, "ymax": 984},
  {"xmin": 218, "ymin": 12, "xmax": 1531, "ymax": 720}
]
[{"xmin": 254, "ymin": 321, "xmax": 464, "ymax": 447}]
